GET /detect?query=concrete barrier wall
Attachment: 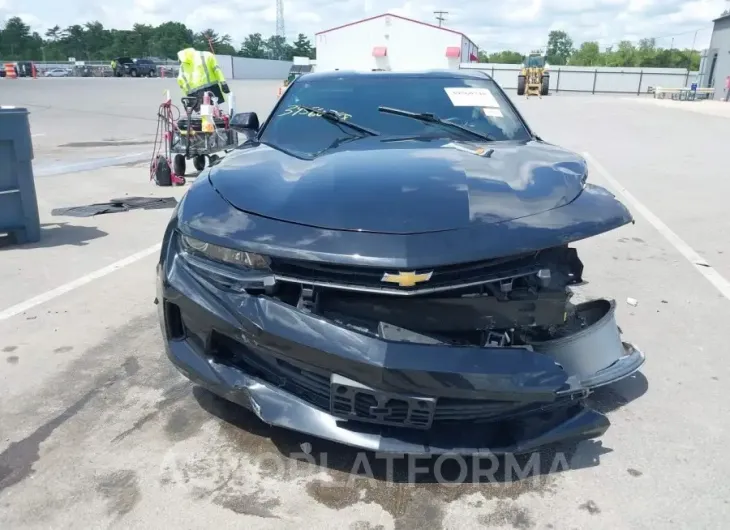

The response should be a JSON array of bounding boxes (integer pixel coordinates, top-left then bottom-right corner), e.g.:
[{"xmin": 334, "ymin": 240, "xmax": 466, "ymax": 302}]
[
  {"xmin": 230, "ymin": 57, "xmax": 292, "ymax": 80},
  {"xmin": 215, "ymin": 55, "xmax": 234, "ymax": 79},
  {"xmin": 460, "ymin": 63, "xmax": 700, "ymax": 94}
]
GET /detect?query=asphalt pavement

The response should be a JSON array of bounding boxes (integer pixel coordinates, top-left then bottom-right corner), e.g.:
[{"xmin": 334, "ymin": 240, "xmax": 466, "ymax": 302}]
[{"xmin": 1, "ymin": 78, "xmax": 729, "ymax": 529}]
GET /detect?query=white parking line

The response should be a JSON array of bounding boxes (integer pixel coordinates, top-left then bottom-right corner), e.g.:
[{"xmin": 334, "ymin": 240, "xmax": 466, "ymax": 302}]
[
  {"xmin": 34, "ymin": 152, "xmax": 148, "ymax": 177},
  {"xmin": 0, "ymin": 244, "xmax": 161, "ymax": 322},
  {"xmin": 31, "ymin": 133, "xmax": 45, "ymax": 137},
  {"xmin": 584, "ymin": 151, "xmax": 730, "ymax": 301}
]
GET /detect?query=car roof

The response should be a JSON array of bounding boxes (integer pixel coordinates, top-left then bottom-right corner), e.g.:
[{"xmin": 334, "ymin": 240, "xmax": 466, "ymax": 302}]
[{"xmin": 299, "ymin": 70, "xmax": 492, "ymax": 82}]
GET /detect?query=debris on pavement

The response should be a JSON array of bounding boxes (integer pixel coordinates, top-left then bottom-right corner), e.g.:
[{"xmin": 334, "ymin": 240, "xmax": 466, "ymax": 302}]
[
  {"xmin": 51, "ymin": 197, "xmax": 178, "ymax": 217},
  {"xmin": 627, "ymin": 297, "xmax": 639, "ymax": 307}
]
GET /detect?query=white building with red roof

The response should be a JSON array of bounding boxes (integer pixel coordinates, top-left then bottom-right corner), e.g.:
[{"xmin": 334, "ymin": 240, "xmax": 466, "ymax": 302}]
[{"xmin": 315, "ymin": 13, "xmax": 479, "ymax": 72}]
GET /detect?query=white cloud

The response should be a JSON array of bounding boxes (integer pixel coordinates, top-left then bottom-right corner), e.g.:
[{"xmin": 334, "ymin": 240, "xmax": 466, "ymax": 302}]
[{"xmin": 2, "ymin": 0, "xmax": 726, "ymax": 52}]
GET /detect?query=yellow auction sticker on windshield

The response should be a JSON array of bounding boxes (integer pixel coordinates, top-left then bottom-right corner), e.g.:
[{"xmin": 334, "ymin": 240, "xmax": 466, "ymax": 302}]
[
  {"xmin": 278, "ymin": 105, "xmax": 352, "ymax": 121},
  {"xmin": 444, "ymin": 87, "xmax": 500, "ymax": 108}
]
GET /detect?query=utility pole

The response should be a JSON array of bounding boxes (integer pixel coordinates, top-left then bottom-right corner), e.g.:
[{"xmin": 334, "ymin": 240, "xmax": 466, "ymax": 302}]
[
  {"xmin": 689, "ymin": 29, "xmax": 699, "ymax": 75},
  {"xmin": 434, "ymin": 11, "xmax": 448, "ymax": 27}
]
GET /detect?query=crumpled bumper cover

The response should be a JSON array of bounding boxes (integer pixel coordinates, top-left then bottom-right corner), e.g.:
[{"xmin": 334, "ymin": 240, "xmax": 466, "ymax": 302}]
[
  {"xmin": 157, "ymin": 249, "xmax": 626, "ymax": 455},
  {"xmin": 166, "ymin": 338, "xmax": 610, "ymax": 455}
]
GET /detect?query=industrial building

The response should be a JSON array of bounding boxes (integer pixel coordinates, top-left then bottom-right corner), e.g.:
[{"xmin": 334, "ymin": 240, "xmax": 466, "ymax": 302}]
[
  {"xmin": 314, "ymin": 13, "xmax": 479, "ymax": 72},
  {"xmin": 701, "ymin": 11, "xmax": 730, "ymax": 100}
]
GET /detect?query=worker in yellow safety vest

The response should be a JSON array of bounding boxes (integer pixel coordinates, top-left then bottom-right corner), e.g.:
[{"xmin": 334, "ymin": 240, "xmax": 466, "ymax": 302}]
[{"xmin": 176, "ymin": 48, "xmax": 230, "ymax": 108}]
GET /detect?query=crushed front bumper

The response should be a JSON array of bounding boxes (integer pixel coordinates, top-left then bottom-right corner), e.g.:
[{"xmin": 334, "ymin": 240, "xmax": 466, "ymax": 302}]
[{"xmin": 157, "ymin": 251, "xmax": 643, "ymax": 455}]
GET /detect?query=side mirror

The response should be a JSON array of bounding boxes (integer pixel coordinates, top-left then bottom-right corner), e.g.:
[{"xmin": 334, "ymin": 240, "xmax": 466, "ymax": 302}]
[{"xmin": 230, "ymin": 112, "xmax": 259, "ymax": 132}]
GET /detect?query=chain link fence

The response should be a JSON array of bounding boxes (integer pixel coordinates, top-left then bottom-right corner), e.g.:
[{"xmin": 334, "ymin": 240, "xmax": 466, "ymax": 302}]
[
  {"xmin": 1, "ymin": 59, "xmax": 179, "ymax": 78},
  {"xmin": 460, "ymin": 63, "xmax": 701, "ymax": 95}
]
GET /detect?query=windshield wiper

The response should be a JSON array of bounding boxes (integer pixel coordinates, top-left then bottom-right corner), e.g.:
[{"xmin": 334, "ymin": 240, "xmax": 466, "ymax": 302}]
[
  {"xmin": 378, "ymin": 106, "xmax": 494, "ymax": 142},
  {"xmin": 297, "ymin": 106, "xmax": 379, "ymax": 136}
]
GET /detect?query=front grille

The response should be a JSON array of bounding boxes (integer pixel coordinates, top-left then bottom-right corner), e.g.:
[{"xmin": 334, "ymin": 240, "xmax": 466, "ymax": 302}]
[
  {"xmin": 269, "ymin": 252, "xmax": 540, "ymax": 293},
  {"xmin": 210, "ymin": 332, "xmax": 556, "ymax": 428}
]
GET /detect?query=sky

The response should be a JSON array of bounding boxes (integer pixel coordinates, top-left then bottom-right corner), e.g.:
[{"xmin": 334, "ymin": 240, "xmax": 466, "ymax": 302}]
[{"xmin": 2, "ymin": 0, "xmax": 728, "ymax": 53}]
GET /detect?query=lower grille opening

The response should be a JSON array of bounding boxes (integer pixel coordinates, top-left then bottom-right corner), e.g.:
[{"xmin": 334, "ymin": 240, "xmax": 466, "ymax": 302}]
[
  {"xmin": 206, "ymin": 331, "xmax": 571, "ymax": 429},
  {"xmin": 210, "ymin": 332, "xmax": 331, "ymax": 410},
  {"xmin": 164, "ymin": 302, "xmax": 185, "ymax": 340}
]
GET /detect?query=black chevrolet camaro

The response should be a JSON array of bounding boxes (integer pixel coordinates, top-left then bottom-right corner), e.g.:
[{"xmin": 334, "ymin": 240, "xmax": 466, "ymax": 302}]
[{"xmin": 157, "ymin": 70, "xmax": 645, "ymax": 454}]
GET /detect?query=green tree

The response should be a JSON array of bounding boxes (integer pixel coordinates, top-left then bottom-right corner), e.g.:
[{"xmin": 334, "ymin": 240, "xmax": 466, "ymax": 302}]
[
  {"xmin": 605, "ymin": 40, "xmax": 637, "ymax": 67},
  {"xmin": 45, "ymin": 25, "xmax": 61, "ymax": 41},
  {"xmin": 291, "ymin": 33, "xmax": 313, "ymax": 58},
  {"xmin": 61, "ymin": 25, "xmax": 87, "ymax": 59},
  {"xmin": 148, "ymin": 22, "xmax": 194, "ymax": 58},
  {"xmin": 569, "ymin": 42, "xmax": 603, "ymax": 66},
  {"xmin": 488, "ymin": 50, "xmax": 525, "ymax": 64},
  {"xmin": 0, "ymin": 17, "xmax": 32, "ymax": 58},
  {"xmin": 264, "ymin": 35, "xmax": 292, "ymax": 60},
  {"xmin": 196, "ymin": 29, "xmax": 236, "ymax": 55},
  {"xmin": 239, "ymin": 33, "xmax": 266, "ymax": 58},
  {"xmin": 546, "ymin": 30, "xmax": 573, "ymax": 65}
]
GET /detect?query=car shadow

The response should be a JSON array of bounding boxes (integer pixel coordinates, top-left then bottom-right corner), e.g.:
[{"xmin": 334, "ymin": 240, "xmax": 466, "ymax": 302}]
[
  {"xmin": 190, "ymin": 374, "xmax": 648, "ymax": 486},
  {"xmin": 587, "ymin": 372, "xmax": 649, "ymax": 414},
  {"xmin": 0, "ymin": 222, "xmax": 107, "ymax": 250}
]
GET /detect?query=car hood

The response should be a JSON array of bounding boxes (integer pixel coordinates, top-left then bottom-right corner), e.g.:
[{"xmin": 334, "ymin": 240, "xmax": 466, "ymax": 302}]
[{"xmin": 208, "ymin": 138, "xmax": 587, "ymax": 234}]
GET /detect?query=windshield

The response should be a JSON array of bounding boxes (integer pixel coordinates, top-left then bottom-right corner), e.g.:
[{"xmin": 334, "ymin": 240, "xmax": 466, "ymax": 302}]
[
  {"xmin": 525, "ymin": 56, "xmax": 545, "ymax": 68},
  {"xmin": 259, "ymin": 75, "xmax": 531, "ymax": 154}
]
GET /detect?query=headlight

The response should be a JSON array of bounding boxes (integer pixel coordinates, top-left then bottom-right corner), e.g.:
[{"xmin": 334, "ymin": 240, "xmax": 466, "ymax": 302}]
[{"xmin": 180, "ymin": 234, "xmax": 270, "ymax": 269}]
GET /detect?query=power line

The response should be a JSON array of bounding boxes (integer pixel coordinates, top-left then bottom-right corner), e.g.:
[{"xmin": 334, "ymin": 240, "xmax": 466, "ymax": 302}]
[
  {"xmin": 434, "ymin": 11, "xmax": 448, "ymax": 27},
  {"xmin": 596, "ymin": 24, "xmax": 713, "ymax": 50}
]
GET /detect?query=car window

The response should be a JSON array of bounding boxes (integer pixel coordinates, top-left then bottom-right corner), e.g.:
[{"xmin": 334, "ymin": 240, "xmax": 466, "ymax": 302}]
[{"xmin": 259, "ymin": 75, "xmax": 530, "ymax": 154}]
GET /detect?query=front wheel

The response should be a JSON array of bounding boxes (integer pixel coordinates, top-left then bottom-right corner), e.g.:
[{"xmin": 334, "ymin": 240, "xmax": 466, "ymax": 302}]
[
  {"xmin": 130, "ymin": 69, "xmax": 138, "ymax": 77},
  {"xmin": 541, "ymin": 75, "xmax": 550, "ymax": 96},
  {"xmin": 517, "ymin": 75, "xmax": 526, "ymax": 96},
  {"xmin": 193, "ymin": 155, "xmax": 206, "ymax": 171}
]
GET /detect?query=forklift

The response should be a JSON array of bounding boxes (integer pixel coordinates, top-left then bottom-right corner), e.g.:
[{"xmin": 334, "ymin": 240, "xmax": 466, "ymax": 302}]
[{"xmin": 517, "ymin": 51, "xmax": 550, "ymax": 98}]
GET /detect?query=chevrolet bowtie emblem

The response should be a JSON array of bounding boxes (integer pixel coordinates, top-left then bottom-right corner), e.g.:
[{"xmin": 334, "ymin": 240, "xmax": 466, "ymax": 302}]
[{"xmin": 381, "ymin": 270, "xmax": 433, "ymax": 287}]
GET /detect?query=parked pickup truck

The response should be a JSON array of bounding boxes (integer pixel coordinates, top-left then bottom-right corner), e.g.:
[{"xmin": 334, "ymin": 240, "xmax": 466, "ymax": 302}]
[{"xmin": 113, "ymin": 57, "xmax": 157, "ymax": 77}]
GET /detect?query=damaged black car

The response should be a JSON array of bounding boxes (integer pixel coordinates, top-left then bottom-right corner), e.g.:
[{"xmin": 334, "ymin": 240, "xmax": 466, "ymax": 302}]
[{"xmin": 157, "ymin": 70, "xmax": 645, "ymax": 454}]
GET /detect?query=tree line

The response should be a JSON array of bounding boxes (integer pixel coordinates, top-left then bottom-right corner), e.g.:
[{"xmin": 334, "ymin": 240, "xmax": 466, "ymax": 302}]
[
  {"xmin": 480, "ymin": 30, "xmax": 701, "ymax": 70},
  {"xmin": 0, "ymin": 17, "xmax": 701, "ymax": 70},
  {"xmin": 0, "ymin": 17, "xmax": 315, "ymax": 62}
]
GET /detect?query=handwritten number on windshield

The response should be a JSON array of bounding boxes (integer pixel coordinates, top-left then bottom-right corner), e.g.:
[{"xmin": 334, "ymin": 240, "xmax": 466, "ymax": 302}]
[{"xmin": 278, "ymin": 105, "xmax": 352, "ymax": 121}]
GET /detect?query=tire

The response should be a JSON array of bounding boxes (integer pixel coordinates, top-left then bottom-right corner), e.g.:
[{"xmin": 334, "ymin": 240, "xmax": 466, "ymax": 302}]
[
  {"xmin": 517, "ymin": 75, "xmax": 526, "ymax": 96},
  {"xmin": 173, "ymin": 154, "xmax": 186, "ymax": 176},
  {"xmin": 193, "ymin": 155, "xmax": 206, "ymax": 171},
  {"xmin": 541, "ymin": 75, "xmax": 549, "ymax": 96},
  {"xmin": 130, "ymin": 69, "xmax": 138, "ymax": 77},
  {"xmin": 147, "ymin": 70, "xmax": 154, "ymax": 78}
]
